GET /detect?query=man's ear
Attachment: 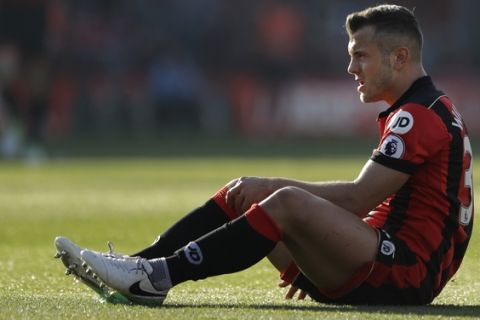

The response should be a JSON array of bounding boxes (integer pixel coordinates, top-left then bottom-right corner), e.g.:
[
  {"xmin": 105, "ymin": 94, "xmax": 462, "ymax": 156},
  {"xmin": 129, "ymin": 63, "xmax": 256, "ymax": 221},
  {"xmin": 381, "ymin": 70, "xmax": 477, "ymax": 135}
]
[{"xmin": 391, "ymin": 47, "xmax": 409, "ymax": 69}]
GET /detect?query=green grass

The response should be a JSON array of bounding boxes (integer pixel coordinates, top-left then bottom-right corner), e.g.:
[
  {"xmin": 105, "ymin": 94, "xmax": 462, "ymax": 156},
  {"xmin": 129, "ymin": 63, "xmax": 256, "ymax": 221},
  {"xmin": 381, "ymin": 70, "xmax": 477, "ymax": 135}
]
[{"xmin": 0, "ymin": 156, "xmax": 478, "ymax": 319}]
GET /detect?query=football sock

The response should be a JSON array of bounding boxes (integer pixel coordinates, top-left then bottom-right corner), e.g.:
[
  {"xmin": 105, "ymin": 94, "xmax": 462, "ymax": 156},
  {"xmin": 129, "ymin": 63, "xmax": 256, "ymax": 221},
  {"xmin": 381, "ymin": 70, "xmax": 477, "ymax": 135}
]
[
  {"xmin": 147, "ymin": 257, "xmax": 172, "ymax": 290},
  {"xmin": 132, "ymin": 187, "xmax": 239, "ymax": 259},
  {"xmin": 159, "ymin": 204, "xmax": 282, "ymax": 288}
]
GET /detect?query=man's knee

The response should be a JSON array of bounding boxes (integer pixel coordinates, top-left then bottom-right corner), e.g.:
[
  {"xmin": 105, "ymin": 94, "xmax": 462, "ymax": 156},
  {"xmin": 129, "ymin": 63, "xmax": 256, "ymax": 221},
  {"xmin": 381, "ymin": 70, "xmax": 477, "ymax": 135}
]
[
  {"xmin": 264, "ymin": 186, "xmax": 319, "ymax": 227},
  {"xmin": 270, "ymin": 186, "xmax": 306, "ymax": 206}
]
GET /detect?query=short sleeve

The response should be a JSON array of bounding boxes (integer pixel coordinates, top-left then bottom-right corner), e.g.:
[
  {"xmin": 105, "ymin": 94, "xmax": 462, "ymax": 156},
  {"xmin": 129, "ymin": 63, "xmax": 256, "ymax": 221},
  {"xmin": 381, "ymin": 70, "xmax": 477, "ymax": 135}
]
[{"xmin": 371, "ymin": 104, "xmax": 450, "ymax": 174}]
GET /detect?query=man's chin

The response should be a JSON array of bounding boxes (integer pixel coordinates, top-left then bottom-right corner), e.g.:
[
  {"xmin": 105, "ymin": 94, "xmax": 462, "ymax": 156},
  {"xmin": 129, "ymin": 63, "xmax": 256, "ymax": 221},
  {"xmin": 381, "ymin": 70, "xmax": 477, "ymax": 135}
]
[
  {"xmin": 359, "ymin": 94, "xmax": 370, "ymax": 103},
  {"xmin": 360, "ymin": 93, "xmax": 380, "ymax": 103}
]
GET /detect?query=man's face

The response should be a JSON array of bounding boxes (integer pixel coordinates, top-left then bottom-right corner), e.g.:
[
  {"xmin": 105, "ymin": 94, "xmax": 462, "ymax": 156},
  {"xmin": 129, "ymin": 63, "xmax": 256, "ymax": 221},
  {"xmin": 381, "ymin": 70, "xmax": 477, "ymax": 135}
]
[{"xmin": 347, "ymin": 26, "xmax": 394, "ymax": 103}]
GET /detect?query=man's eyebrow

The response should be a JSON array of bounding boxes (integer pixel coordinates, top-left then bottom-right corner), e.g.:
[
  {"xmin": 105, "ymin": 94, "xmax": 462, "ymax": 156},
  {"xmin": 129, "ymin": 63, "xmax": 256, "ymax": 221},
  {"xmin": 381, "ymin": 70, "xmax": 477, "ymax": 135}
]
[{"xmin": 348, "ymin": 44, "xmax": 365, "ymax": 55}]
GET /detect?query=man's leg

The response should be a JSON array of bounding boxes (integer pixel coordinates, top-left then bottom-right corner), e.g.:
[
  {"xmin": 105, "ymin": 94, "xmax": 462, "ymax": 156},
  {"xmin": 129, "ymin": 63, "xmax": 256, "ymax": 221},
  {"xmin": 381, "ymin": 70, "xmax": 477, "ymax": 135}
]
[
  {"xmin": 161, "ymin": 185, "xmax": 377, "ymax": 290},
  {"xmin": 55, "ymin": 183, "xmax": 242, "ymax": 304},
  {"xmin": 262, "ymin": 186, "xmax": 378, "ymax": 290},
  {"xmin": 267, "ymin": 242, "xmax": 293, "ymax": 275},
  {"xmin": 82, "ymin": 186, "xmax": 377, "ymax": 302}
]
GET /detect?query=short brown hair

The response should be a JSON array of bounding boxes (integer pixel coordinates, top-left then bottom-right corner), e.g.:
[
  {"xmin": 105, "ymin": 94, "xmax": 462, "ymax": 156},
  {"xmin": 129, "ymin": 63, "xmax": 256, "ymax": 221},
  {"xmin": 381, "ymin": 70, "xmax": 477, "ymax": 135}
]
[{"xmin": 345, "ymin": 5, "xmax": 423, "ymax": 61}]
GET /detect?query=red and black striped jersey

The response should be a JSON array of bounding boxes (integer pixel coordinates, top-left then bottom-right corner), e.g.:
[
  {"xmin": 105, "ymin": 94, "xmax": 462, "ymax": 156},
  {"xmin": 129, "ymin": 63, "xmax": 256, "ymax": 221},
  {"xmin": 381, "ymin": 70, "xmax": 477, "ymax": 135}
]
[{"xmin": 366, "ymin": 76, "xmax": 474, "ymax": 296}]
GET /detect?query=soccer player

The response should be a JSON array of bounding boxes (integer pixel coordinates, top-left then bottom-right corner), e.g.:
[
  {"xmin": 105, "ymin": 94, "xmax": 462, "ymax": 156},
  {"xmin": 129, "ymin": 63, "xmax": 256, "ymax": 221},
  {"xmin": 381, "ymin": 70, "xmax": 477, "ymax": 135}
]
[{"xmin": 55, "ymin": 4, "xmax": 474, "ymax": 305}]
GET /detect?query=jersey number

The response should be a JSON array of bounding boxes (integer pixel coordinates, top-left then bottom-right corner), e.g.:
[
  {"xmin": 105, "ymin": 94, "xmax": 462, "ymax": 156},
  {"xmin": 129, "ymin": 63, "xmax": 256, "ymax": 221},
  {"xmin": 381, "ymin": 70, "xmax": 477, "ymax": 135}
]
[{"xmin": 459, "ymin": 136, "xmax": 473, "ymax": 225}]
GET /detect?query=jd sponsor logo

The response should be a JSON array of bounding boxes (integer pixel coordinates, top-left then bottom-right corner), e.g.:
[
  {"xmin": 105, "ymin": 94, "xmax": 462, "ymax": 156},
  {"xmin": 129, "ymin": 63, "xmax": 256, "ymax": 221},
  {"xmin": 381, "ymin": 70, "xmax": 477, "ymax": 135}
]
[
  {"xmin": 388, "ymin": 111, "xmax": 414, "ymax": 134},
  {"xmin": 184, "ymin": 241, "xmax": 203, "ymax": 265}
]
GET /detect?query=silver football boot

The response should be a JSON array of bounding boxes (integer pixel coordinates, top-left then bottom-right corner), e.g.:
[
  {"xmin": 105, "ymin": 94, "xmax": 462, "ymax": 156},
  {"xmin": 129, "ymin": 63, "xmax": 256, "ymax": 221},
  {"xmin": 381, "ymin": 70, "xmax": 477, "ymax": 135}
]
[
  {"xmin": 81, "ymin": 249, "xmax": 170, "ymax": 305},
  {"xmin": 53, "ymin": 236, "xmax": 130, "ymax": 303}
]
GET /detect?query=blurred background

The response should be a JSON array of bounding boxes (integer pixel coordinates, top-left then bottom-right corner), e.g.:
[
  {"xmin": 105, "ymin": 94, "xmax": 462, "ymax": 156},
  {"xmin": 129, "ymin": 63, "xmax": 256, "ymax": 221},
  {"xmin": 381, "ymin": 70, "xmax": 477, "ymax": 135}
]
[{"xmin": 0, "ymin": 0, "xmax": 479, "ymax": 160}]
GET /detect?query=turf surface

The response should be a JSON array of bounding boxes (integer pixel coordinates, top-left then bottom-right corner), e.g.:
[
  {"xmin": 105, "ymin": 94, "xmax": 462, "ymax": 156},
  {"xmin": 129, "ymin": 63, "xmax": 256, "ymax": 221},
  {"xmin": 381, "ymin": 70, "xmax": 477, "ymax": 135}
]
[{"xmin": 0, "ymin": 156, "xmax": 478, "ymax": 319}]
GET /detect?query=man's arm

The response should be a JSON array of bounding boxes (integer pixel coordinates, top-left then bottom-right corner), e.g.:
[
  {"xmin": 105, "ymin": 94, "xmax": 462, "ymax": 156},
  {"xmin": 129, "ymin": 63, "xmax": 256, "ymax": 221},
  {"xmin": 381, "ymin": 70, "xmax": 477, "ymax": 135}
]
[{"xmin": 226, "ymin": 160, "xmax": 410, "ymax": 216}]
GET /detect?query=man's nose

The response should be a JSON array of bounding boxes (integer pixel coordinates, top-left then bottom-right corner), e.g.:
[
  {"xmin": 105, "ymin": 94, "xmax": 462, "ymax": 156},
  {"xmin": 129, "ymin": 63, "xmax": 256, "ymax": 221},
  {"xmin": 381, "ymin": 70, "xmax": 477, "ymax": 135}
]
[{"xmin": 347, "ymin": 58, "xmax": 358, "ymax": 75}]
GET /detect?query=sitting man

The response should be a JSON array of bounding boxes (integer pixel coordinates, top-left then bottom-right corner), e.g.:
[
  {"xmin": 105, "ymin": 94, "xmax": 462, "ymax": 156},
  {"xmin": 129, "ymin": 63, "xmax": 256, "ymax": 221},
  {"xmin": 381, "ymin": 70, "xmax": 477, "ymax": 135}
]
[{"xmin": 55, "ymin": 4, "xmax": 474, "ymax": 306}]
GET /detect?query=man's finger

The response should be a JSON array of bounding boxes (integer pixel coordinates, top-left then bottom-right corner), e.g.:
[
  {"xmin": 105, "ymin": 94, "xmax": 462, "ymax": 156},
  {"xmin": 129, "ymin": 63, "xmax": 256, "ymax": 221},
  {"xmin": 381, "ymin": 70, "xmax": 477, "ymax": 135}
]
[
  {"xmin": 234, "ymin": 193, "xmax": 245, "ymax": 214},
  {"xmin": 285, "ymin": 286, "xmax": 299, "ymax": 300},
  {"xmin": 225, "ymin": 185, "xmax": 239, "ymax": 209},
  {"xmin": 298, "ymin": 290, "xmax": 307, "ymax": 300}
]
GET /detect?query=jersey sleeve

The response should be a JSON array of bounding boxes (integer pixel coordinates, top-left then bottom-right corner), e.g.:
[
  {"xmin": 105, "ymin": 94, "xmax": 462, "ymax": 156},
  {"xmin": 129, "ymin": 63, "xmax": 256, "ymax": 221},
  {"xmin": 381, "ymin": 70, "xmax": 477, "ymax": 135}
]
[{"xmin": 371, "ymin": 103, "xmax": 450, "ymax": 174}]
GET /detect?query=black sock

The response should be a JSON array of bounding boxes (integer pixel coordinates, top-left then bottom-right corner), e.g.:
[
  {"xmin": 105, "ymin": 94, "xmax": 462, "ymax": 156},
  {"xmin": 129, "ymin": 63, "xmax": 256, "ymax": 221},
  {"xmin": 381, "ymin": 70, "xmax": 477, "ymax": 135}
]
[
  {"xmin": 165, "ymin": 204, "xmax": 282, "ymax": 286},
  {"xmin": 132, "ymin": 187, "xmax": 238, "ymax": 258}
]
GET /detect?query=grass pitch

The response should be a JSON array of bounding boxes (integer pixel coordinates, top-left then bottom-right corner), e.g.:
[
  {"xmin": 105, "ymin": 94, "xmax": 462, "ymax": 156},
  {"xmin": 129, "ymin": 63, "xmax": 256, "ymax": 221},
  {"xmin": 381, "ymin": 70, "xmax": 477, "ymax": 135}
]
[{"xmin": 0, "ymin": 155, "xmax": 478, "ymax": 319}]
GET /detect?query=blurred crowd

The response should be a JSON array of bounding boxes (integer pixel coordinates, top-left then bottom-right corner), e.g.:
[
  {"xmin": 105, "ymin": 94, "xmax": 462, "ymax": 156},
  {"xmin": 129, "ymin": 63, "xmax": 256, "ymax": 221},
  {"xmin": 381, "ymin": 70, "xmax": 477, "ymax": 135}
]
[{"xmin": 0, "ymin": 0, "xmax": 479, "ymax": 159}]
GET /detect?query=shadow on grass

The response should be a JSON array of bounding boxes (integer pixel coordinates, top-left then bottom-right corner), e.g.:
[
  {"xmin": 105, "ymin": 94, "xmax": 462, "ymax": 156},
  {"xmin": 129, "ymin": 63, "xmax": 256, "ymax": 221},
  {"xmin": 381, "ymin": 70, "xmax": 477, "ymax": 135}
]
[{"xmin": 161, "ymin": 302, "xmax": 480, "ymax": 317}]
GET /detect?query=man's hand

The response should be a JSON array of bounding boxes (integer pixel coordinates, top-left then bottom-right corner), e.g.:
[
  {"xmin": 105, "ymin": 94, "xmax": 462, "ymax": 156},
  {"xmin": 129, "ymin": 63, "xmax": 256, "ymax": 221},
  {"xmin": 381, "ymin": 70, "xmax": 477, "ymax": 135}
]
[
  {"xmin": 279, "ymin": 280, "xmax": 307, "ymax": 300},
  {"xmin": 225, "ymin": 177, "xmax": 274, "ymax": 214}
]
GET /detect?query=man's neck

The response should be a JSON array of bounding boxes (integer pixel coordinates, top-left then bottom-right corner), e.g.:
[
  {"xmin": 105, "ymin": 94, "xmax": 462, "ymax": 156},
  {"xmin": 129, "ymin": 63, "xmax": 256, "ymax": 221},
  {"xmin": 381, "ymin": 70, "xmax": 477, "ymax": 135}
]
[{"xmin": 385, "ymin": 66, "xmax": 427, "ymax": 105}]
